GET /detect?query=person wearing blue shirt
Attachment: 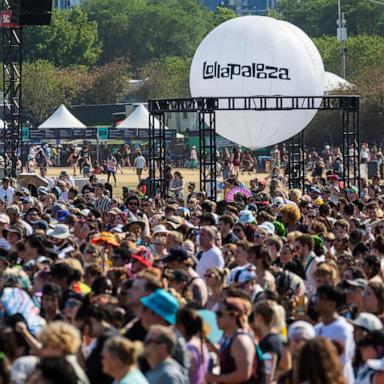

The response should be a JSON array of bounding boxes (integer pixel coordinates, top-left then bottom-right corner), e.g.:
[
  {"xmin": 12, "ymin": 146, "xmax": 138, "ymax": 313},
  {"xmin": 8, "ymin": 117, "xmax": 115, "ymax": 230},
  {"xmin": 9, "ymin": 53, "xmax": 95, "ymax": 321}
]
[{"xmin": 102, "ymin": 336, "xmax": 149, "ymax": 384}]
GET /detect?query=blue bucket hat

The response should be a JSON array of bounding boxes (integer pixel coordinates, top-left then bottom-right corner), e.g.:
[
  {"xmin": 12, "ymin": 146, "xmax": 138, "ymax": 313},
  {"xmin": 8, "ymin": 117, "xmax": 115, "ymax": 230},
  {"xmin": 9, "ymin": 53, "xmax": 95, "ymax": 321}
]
[
  {"xmin": 237, "ymin": 210, "xmax": 256, "ymax": 224},
  {"xmin": 140, "ymin": 289, "xmax": 179, "ymax": 325}
]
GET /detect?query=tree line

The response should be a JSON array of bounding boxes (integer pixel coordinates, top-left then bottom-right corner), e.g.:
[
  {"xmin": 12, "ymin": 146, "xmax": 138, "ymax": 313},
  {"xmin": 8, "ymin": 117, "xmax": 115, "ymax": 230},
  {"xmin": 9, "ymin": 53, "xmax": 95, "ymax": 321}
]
[{"xmin": 14, "ymin": 0, "xmax": 384, "ymax": 144}]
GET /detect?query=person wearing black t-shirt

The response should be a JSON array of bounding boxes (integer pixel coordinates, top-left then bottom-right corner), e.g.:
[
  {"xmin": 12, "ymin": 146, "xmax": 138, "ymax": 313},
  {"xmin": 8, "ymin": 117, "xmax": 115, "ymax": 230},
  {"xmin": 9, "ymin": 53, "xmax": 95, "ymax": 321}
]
[
  {"xmin": 218, "ymin": 214, "xmax": 239, "ymax": 245},
  {"xmin": 75, "ymin": 303, "xmax": 117, "ymax": 384},
  {"xmin": 254, "ymin": 300, "xmax": 284, "ymax": 382}
]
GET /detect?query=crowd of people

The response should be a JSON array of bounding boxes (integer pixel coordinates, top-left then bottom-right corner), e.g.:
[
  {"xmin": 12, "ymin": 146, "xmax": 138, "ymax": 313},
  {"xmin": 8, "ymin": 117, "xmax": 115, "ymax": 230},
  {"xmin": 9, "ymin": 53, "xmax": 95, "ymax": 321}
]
[
  {"xmin": 0, "ymin": 140, "xmax": 382, "ymax": 384},
  {"xmin": 24, "ymin": 143, "xmax": 148, "ymax": 185}
]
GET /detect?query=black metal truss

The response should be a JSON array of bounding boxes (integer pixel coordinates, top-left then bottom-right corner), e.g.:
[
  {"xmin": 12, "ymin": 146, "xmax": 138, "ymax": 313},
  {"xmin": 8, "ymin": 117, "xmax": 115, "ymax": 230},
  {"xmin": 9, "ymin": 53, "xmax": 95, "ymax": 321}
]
[
  {"xmin": 148, "ymin": 112, "xmax": 166, "ymax": 197},
  {"xmin": 288, "ymin": 130, "xmax": 305, "ymax": 190},
  {"xmin": 148, "ymin": 95, "xmax": 360, "ymax": 198},
  {"xmin": 198, "ymin": 111, "xmax": 217, "ymax": 201},
  {"xmin": 342, "ymin": 109, "xmax": 360, "ymax": 188},
  {"xmin": 2, "ymin": 1, "xmax": 23, "ymax": 177}
]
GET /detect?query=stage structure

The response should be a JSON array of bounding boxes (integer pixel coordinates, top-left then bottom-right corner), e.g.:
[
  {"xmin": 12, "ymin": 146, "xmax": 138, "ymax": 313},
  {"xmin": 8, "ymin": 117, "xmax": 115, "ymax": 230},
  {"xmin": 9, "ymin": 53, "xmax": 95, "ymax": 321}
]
[
  {"xmin": 1, "ymin": 0, "xmax": 52, "ymax": 177},
  {"xmin": 148, "ymin": 95, "xmax": 360, "ymax": 200}
]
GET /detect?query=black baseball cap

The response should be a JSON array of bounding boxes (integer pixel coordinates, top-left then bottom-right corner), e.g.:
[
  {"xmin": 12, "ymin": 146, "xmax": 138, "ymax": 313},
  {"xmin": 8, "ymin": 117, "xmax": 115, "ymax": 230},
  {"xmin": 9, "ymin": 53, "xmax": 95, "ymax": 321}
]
[{"xmin": 161, "ymin": 247, "xmax": 189, "ymax": 264}]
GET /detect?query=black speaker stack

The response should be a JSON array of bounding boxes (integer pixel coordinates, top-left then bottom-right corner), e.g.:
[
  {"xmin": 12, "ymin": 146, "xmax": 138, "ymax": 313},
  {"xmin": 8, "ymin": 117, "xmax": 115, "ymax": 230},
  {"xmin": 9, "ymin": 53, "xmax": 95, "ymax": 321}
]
[{"xmin": 10, "ymin": 0, "xmax": 53, "ymax": 26}]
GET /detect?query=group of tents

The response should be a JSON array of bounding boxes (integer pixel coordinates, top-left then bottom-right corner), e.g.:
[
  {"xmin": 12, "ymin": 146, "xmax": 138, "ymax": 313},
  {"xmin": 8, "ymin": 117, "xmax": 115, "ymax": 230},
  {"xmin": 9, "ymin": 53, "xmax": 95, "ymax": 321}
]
[{"xmin": 0, "ymin": 103, "xmax": 166, "ymax": 131}]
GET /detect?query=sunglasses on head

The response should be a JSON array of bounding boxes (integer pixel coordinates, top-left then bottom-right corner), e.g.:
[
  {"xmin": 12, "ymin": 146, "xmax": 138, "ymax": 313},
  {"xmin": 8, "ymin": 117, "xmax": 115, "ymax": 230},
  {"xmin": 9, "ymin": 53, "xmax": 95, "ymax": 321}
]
[{"xmin": 216, "ymin": 309, "xmax": 236, "ymax": 318}]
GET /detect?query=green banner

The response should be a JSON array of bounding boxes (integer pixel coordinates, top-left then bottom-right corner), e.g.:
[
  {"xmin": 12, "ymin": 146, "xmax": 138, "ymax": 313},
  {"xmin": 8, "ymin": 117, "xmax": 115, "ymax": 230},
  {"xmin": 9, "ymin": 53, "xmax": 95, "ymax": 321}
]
[
  {"xmin": 97, "ymin": 127, "xmax": 108, "ymax": 141},
  {"xmin": 22, "ymin": 127, "xmax": 29, "ymax": 141}
]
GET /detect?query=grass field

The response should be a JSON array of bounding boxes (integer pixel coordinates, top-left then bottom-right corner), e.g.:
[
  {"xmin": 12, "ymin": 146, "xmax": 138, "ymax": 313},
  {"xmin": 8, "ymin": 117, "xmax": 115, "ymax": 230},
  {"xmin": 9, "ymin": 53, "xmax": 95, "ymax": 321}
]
[{"xmin": 46, "ymin": 167, "xmax": 268, "ymax": 196}]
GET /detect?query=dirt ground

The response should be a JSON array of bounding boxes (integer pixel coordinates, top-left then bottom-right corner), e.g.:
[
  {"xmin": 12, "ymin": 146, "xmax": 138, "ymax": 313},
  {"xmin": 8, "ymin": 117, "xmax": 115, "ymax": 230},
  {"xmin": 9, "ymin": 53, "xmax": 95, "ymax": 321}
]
[{"xmin": 46, "ymin": 167, "xmax": 268, "ymax": 196}]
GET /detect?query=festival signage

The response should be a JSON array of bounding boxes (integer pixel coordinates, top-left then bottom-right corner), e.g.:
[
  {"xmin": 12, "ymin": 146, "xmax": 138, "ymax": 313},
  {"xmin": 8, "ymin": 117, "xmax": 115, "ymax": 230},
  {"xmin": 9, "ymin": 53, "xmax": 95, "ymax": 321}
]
[
  {"xmin": 190, "ymin": 16, "xmax": 325, "ymax": 149},
  {"xmin": 21, "ymin": 128, "xmax": 177, "ymax": 141}
]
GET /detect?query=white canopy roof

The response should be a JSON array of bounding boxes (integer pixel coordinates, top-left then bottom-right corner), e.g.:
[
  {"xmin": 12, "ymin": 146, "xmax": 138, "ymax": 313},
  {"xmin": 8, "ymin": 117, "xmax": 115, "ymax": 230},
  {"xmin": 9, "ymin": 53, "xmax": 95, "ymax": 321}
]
[
  {"xmin": 117, "ymin": 104, "xmax": 168, "ymax": 129},
  {"xmin": 38, "ymin": 104, "xmax": 86, "ymax": 129},
  {"xmin": 324, "ymin": 71, "xmax": 353, "ymax": 93},
  {"xmin": 0, "ymin": 119, "xmax": 6, "ymax": 128}
]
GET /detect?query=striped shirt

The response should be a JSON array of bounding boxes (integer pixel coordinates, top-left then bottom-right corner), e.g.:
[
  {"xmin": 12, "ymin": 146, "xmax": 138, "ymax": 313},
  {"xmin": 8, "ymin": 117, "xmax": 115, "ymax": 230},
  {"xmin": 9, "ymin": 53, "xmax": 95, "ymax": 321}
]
[{"xmin": 94, "ymin": 196, "xmax": 111, "ymax": 213}]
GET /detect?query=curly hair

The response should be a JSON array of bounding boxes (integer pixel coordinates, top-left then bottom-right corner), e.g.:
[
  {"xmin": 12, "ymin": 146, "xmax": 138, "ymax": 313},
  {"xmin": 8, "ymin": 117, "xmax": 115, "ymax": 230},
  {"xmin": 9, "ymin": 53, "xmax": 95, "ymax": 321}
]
[
  {"xmin": 38, "ymin": 321, "xmax": 81, "ymax": 355},
  {"xmin": 279, "ymin": 204, "xmax": 301, "ymax": 224},
  {"xmin": 297, "ymin": 337, "xmax": 346, "ymax": 384}
]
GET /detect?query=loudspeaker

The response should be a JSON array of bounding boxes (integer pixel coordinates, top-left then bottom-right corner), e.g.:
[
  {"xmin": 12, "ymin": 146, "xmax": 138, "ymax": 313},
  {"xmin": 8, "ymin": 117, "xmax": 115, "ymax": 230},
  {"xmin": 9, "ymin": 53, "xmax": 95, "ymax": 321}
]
[{"xmin": 10, "ymin": 0, "xmax": 53, "ymax": 26}]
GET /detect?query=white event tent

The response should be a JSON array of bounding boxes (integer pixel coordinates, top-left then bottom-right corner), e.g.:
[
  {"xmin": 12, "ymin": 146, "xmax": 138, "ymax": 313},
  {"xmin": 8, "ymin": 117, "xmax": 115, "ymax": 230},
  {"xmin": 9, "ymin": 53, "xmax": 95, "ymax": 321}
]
[
  {"xmin": 324, "ymin": 71, "xmax": 353, "ymax": 93},
  {"xmin": 38, "ymin": 104, "xmax": 86, "ymax": 129},
  {"xmin": 117, "ymin": 103, "xmax": 168, "ymax": 129}
]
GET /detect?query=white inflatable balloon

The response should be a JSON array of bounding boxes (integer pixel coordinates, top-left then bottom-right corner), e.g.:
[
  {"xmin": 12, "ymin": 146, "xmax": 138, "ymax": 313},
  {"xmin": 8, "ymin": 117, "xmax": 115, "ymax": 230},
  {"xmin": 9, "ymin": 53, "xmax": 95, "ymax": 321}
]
[{"xmin": 189, "ymin": 16, "xmax": 325, "ymax": 149}]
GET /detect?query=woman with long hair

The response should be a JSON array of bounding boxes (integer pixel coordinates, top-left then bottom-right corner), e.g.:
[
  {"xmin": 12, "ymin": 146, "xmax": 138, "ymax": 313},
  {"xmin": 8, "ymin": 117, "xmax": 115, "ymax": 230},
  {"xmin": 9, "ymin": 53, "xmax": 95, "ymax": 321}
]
[
  {"xmin": 204, "ymin": 267, "xmax": 228, "ymax": 311},
  {"xmin": 176, "ymin": 307, "xmax": 210, "ymax": 384},
  {"xmin": 296, "ymin": 337, "xmax": 346, "ymax": 384}
]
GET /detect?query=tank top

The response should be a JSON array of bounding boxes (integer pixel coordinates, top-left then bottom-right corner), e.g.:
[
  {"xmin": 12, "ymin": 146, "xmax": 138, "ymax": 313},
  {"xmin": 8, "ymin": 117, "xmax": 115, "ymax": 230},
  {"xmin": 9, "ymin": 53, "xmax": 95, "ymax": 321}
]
[{"xmin": 219, "ymin": 329, "xmax": 265, "ymax": 384}]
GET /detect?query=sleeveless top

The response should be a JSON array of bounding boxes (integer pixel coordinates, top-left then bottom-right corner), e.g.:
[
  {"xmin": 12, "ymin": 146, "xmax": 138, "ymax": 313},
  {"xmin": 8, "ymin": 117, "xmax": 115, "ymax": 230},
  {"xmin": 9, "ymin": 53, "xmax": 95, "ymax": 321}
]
[
  {"xmin": 220, "ymin": 329, "xmax": 265, "ymax": 384},
  {"xmin": 187, "ymin": 341, "xmax": 209, "ymax": 384}
]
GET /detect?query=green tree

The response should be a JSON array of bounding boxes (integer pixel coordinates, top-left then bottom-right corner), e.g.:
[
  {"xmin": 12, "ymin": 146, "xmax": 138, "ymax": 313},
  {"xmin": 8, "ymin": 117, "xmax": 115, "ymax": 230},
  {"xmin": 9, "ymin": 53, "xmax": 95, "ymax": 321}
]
[
  {"xmin": 133, "ymin": 56, "xmax": 191, "ymax": 99},
  {"xmin": 314, "ymin": 34, "xmax": 384, "ymax": 79},
  {"xmin": 277, "ymin": 0, "xmax": 384, "ymax": 37},
  {"xmin": 75, "ymin": 59, "xmax": 131, "ymax": 104},
  {"xmin": 23, "ymin": 60, "xmax": 81, "ymax": 124},
  {"xmin": 82, "ymin": 0, "xmax": 212, "ymax": 68},
  {"xmin": 81, "ymin": 0, "xmax": 143, "ymax": 65},
  {"xmin": 23, "ymin": 7, "xmax": 102, "ymax": 67},
  {"xmin": 211, "ymin": 6, "xmax": 237, "ymax": 26}
]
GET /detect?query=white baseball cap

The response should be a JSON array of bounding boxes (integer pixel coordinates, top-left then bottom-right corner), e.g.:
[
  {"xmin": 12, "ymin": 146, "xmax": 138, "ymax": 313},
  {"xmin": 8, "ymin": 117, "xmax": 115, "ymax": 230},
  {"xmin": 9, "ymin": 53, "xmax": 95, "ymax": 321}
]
[
  {"xmin": 257, "ymin": 221, "xmax": 275, "ymax": 236},
  {"xmin": 350, "ymin": 312, "xmax": 383, "ymax": 332}
]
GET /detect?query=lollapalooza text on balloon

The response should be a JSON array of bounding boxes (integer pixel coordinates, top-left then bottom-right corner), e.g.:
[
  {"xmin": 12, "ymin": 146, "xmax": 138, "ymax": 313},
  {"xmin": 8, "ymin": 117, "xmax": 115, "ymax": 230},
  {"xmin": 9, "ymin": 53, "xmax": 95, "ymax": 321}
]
[{"xmin": 202, "ymin": 61, "xmax": 291, "ymax": 81}]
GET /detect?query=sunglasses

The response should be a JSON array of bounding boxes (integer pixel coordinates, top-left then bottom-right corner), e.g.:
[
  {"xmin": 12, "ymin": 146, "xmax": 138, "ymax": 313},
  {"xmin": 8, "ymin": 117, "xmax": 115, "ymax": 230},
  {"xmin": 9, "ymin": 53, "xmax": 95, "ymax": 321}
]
[
  {"xmin": 254, "ymin": 233, "xmax": 265, "ymax": 239},
  {"xmin": 233, "ymin": 228, "xmax": 243, "ymax": 233},
  {"xmin": 204, "ymin": 273, "xmax": 216, "ymax": 278},
  {"xmin": 128, "ymin": 202, "xmax": 139, "ymax": 206}
]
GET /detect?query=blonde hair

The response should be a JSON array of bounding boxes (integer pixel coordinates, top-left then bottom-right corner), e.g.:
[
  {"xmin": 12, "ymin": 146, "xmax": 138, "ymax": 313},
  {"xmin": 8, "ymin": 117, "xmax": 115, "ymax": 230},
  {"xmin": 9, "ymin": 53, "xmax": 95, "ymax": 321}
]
[
  {"xmin": 313, "ymin": 261, "xmax": 340, "ymax": 285},
  {"xmin": 166, "ymin": 231, "xmax": 183, "ymax": 246},
  {"xmin": 289, "ymin": 189, "xmax": 302, "ymax": 202},
  {"xmin": 254, "ymin": 300, "xmax": 282, "ymax": 330},
  {"xmin": 38, "ymin": 321, "xmax": 81, "ymax": 355},
  {"xmin": 103, "ymin": 336, "xmax": 142, "ymax": 367},
  {"xmin": 287, "ymin": 231, "xmax": 303, "ymax": 244}
]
